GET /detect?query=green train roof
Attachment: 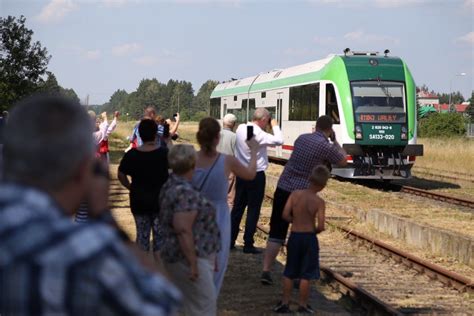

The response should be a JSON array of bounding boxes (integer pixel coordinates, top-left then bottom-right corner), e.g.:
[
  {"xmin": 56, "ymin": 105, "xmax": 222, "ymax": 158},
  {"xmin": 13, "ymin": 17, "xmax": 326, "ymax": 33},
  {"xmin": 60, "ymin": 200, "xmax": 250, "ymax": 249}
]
[{"xmin": 211, "ymin": 54, "xmax": 405, "ymax": 98}]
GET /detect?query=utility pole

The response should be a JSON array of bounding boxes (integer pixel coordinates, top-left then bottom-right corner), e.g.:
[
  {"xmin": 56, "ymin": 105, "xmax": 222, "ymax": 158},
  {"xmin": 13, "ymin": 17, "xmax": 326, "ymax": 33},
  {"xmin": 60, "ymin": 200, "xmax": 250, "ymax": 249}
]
[{"xmin": 449, "ymin": 73, "xmax": 467, "ymax": 111}]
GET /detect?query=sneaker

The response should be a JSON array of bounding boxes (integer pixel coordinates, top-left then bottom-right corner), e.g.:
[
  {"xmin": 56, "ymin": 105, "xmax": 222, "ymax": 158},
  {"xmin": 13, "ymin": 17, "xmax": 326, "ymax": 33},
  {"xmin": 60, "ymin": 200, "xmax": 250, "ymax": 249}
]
[
  {"xmin": 273, "ymin": 301, "xmax": 291, "ymax": 314},
  {"xmin": 243, "ymin": 246, "xmax": 262, "ymax": 254},
  {"xmin": 297, "ymin": 305, "xmax": 315, "ymax": 314},
  {"xmin": 260, "ymin": 271, "xmax": 273, "ymax": 285}
]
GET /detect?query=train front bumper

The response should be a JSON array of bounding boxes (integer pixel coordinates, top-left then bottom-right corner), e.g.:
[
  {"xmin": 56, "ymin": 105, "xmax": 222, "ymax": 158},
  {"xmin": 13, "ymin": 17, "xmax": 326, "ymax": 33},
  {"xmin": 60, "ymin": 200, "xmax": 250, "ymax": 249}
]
[{"xmin": 336, "ymin": 144, "xmax": 424, "ymax": 180}]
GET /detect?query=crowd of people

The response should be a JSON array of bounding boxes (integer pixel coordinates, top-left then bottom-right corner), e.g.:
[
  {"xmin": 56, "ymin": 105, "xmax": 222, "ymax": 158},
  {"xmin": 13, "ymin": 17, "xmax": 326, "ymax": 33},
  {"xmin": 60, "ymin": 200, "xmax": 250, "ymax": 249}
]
[{"xmin": 0, "ymin": 94, "xmax": 348, "ymax": 315}]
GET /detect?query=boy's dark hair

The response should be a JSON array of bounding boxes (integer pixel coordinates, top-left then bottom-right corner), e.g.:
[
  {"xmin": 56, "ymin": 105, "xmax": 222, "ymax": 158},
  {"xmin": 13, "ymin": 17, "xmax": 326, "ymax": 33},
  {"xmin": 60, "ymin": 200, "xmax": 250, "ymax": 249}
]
[
  {"xmin": 138, "ymin": 119, "xmax": 157, "ymax": 142},
  {"xmin": 309, "ymin": 165, "xmax": 330, "ymax": 187},
  {"xmin": 316, "ymin": 115, "xmax": 333, "ymax": 132}
]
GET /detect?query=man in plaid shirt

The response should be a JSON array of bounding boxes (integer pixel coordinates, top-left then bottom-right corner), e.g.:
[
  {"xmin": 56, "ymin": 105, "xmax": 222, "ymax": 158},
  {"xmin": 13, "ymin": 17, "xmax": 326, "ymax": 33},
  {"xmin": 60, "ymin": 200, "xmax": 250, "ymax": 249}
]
[
  {"xmin": 260, "ymin": 115, "xmax": 347, "ymax": 285},
  {"xmin": 0, "ymin": 96, "xmax": 180, "ymax": 315}
]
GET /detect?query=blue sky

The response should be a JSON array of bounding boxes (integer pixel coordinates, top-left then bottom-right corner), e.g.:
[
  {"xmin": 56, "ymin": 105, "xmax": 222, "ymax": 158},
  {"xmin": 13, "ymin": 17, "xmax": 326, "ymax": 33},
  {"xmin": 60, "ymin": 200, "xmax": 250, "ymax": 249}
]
[{"xmin": 2, "ymin": 0, "xmax": 473, "ymax": 104}]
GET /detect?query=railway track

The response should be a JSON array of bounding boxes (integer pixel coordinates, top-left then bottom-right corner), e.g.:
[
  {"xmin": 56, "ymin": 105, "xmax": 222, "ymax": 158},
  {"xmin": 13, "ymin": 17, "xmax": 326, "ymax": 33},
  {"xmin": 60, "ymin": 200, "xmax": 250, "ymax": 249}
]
[
  {"xmin": 398, "ymin": 185, "xmax": 474, "ymax": 208},
  {"xmin": 268, "ymin": 156, "xmax": 474, "ymax": 209},
  {"xmin": 258, "ymin": 193, "xmax": 474, "ymax": 314},
  {"xmin": 412, "ymin": 167, "xmax": 474, "ymax": 184}
]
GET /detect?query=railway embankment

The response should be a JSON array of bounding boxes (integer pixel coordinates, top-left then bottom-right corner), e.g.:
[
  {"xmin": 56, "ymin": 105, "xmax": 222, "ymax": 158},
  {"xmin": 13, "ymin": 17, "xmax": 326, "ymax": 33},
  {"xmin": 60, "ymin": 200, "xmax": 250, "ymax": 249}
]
[
  {"xmin": 330, "ymin": 202, "xmax": 474, "ymax": 267},
  {"xmin": 266, "ymin": 173, "xmax": 474, "ymax": 275}
]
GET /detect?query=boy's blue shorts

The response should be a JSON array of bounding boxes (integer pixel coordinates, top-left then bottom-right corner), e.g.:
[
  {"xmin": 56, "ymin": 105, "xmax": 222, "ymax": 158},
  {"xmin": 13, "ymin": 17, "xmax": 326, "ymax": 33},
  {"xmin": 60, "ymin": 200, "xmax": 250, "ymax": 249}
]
[{"xmin": 283, "ymin": 232, "xmax": 320, "ymax": 280}]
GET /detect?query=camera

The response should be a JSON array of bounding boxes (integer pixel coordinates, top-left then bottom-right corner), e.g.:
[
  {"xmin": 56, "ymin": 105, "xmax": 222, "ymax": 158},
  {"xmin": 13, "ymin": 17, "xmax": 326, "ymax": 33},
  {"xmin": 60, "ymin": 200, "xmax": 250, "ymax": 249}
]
[{"xmin": 163, "ymin": 123, "xmax": 170, "ymax": 138}]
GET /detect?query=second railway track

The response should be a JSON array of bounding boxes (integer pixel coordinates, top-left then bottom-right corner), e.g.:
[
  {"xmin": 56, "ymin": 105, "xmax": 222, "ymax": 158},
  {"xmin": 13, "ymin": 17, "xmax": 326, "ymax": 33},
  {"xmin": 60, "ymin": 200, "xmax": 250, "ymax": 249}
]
[
  {"xmin": 268, "ymin": 156, "xmax": 474, "ymax": 209},
  {"xmin": 258, "ymin": 193, "xmax": 474, "ymax": 314}
]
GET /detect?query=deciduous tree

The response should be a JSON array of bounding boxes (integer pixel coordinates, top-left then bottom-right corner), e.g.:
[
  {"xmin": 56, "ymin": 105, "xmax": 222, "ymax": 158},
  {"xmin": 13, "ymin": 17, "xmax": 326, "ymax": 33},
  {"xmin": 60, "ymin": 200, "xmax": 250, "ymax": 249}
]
[{"xmin": 0, "ymin": 16, "xmax": 51, "ymax": 110}]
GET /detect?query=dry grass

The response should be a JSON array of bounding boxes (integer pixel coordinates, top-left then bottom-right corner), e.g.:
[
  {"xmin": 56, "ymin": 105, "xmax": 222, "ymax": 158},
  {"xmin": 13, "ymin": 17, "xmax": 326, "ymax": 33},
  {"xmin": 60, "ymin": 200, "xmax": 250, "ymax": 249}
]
[{"xmin": 415, "ymin": 137, "xmax": 474, "ymax": 176}]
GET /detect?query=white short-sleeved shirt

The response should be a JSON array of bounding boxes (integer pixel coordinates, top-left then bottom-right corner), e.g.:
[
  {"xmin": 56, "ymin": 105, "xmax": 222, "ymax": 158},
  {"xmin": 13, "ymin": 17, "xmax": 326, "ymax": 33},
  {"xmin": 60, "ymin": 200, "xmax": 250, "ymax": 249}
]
[{"xmin": 235, "ymin": 122, "xmax": 283, "ymax": 172}]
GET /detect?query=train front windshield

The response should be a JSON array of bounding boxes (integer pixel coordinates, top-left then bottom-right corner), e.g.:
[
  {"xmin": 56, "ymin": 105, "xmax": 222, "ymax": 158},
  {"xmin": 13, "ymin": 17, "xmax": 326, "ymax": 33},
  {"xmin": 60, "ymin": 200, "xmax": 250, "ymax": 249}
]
[{"xmin": 352, "ymin": 81, "xmax": 406, "ymax": 123}]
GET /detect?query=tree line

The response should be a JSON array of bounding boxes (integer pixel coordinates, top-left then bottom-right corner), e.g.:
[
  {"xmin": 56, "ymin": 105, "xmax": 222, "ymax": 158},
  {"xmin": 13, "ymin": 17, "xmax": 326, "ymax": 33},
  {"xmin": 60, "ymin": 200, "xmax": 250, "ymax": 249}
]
[{"xmin": 101, "ymin": 79, "xmax": 218, "ymax": 121}]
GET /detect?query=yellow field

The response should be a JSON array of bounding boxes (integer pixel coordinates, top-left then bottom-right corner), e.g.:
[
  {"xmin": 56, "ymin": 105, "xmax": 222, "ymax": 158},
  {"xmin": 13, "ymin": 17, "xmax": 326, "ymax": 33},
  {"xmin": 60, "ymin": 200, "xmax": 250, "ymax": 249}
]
[{"xmin": 415, "ymin": 137, "xmax": 474, "ymax": 176}]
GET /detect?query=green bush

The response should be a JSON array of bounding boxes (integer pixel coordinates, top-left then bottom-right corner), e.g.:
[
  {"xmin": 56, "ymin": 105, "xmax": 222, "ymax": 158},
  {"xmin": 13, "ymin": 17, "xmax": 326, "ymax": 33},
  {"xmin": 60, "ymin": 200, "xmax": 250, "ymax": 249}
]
[{"xmin": 418, "ymin": 112, "xmax": 467, "ymax": 137}]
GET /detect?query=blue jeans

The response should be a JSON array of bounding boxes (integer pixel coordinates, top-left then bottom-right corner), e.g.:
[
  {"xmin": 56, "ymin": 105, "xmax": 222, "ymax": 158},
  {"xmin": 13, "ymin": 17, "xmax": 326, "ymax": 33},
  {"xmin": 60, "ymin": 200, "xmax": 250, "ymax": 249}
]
[{"xmin": 230, "ymin": 171, "xmax": 266, "ymax": 248}]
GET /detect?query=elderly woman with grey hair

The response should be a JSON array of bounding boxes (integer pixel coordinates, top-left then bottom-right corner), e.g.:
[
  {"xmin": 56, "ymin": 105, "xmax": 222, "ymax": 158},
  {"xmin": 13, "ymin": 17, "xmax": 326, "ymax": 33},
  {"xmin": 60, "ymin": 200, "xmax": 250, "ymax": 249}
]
[{"xmin": 159, "ymin": 144, "xmax": 221, "ymax": 316}]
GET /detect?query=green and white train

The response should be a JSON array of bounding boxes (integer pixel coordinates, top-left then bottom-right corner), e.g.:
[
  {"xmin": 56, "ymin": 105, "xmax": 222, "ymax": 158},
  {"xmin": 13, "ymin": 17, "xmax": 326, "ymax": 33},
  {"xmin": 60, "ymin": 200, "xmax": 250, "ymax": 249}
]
[{"xmin": 210, "ymin": 50, "xmax": 423, "ymax": 179}]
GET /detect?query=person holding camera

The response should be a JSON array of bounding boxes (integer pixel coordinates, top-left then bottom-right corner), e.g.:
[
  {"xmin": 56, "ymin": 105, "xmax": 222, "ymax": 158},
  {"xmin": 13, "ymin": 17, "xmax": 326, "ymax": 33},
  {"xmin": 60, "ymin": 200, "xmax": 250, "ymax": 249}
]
[
  {"xmin": 260, "ymin": 115, "xmax": 347, "ymax": 285},
  {"xmin": 230, "ymin": 108, "xmax": 283, "ymax": 254},
  {"xmin": 97, "ymin": 111, "xmax": 119, "ymax": 163}
]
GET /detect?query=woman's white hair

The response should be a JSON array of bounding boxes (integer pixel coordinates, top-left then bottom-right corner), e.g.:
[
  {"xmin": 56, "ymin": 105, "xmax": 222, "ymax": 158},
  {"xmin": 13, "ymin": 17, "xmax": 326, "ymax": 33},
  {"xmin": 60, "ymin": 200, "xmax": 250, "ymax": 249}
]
[{"xmin": 168, "ymin": 144, "xmax": 196, "ymax": 175}]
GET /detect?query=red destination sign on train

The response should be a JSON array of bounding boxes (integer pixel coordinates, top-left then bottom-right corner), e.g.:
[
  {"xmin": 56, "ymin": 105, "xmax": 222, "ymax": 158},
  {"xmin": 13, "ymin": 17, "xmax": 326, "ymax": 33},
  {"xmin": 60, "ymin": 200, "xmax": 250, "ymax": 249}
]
[{"xmin": 358, "ymin": 114, "xmax": 398, "ymax": 122}]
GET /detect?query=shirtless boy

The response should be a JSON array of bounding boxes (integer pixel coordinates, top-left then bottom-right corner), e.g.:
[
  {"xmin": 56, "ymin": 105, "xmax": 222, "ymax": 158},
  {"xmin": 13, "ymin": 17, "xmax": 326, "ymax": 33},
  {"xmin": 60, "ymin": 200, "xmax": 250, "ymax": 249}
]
[{"xmin": 274, "ymin": 165, "xmax": 330, "ymax": 314}]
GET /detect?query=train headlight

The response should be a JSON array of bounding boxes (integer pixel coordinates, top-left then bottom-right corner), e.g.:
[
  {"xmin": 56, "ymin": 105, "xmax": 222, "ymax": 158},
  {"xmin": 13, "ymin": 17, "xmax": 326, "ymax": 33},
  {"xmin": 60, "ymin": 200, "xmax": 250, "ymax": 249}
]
[
  {"xmin": 355, "ymin": 125, "xmax": 363, "ymax": 140},
  {"xmin": 401, "ymin": 126, "xmax": 408, "ymax": 140}
]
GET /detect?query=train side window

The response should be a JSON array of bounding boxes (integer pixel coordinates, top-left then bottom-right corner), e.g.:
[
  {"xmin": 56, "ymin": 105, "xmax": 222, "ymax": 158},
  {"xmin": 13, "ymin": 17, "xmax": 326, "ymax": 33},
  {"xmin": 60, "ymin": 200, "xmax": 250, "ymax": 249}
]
[
  {"xmin": 238, "ymin": 99, "xmax": 249, "ymax": 124},
  {"xmin": 261, "ymin": 92, "xmax": 266, "ymax": 98},
  {"xmin": 289, "ymin": 83, "xmax": 319, "ymax": 121},
  {"xmin": 210, "ymin": 97, "xmax": 221, "ymax": 119},
  {"xmin": 248, "ymin": 98, "xmax": 256, "ymax": 121},
  {"xmin": 325, "ymin": 84, "xmax": 340, "ymax": 124},
  {"xmin": 234, "ymin": 96, "xmax": 237, "ymax": 101}
]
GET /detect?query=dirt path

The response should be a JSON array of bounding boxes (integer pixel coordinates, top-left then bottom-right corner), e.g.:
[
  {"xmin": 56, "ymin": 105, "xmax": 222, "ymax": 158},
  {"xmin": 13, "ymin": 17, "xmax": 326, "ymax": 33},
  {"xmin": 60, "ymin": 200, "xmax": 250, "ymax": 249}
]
[{"xmin": 108, "ymin": 164, "xmax": 350, "ymax": 315}]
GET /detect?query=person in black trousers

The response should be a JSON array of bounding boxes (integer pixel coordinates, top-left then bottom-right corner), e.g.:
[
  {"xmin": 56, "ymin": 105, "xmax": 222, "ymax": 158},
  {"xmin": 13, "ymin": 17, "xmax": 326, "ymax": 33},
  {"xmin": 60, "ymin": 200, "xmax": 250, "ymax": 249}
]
[{"xmin": 230, "ymin": 108, "xmax": 283, "ymax": 254}]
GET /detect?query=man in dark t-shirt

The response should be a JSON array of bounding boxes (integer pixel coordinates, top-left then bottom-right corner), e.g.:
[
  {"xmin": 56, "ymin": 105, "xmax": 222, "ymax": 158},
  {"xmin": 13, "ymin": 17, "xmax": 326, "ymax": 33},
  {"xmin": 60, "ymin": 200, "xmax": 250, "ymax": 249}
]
[{"xmin": 260, "ymin": 115, "xmax": 347, "ymax": 285}]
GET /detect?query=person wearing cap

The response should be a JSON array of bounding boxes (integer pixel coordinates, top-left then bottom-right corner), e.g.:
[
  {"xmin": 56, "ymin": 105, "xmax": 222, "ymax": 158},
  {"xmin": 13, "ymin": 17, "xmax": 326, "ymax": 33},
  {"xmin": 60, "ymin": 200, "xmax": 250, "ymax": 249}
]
[{"xmin": 217, "ymin": 113, "xmax": 238, "ymax": 208}]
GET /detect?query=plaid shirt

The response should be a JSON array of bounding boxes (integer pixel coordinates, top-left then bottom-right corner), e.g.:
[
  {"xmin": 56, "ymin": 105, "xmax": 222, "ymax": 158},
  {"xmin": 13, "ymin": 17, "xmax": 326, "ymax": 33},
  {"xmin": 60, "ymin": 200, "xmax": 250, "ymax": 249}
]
[
  {"xmin": 278, "ymin": 131, "xmax": 345, "ymax": 192},
  {"xmin": 0, "ymin": 184, "xmax": 180, "ymax": 316}
]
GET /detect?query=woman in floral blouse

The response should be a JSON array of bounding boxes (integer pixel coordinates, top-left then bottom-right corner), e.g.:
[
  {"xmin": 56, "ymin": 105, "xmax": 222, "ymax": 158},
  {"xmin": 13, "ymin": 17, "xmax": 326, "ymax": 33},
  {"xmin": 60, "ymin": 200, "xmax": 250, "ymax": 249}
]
[{"xmin": 159, "ymin": 144, "xmax": 221, "ymax": 316}]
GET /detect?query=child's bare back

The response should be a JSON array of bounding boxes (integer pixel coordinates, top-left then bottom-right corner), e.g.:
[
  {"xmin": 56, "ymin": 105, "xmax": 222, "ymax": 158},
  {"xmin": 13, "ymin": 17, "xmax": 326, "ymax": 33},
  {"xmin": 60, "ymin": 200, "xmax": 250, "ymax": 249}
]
[
  {"xmin": 283, "ymin": 189, "xmax": 325, "ymax": 234},
  {"xmin": 290, "ymin": 190, "xmax": 322, "ymax": 232}
]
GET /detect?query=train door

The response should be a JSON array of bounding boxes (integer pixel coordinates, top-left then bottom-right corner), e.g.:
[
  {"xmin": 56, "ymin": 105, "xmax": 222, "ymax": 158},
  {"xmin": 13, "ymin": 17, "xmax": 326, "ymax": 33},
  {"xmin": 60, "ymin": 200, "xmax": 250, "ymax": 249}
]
[
  {"xmin": 275, "ymin": 92, "xmax": 283, "ymax": 156},
  {"xmin": 324, "ymin": 82, "xmax": 342, "ymax": 142},
  {"xmin": 276, "ymin": 96, "xmax": 283, "ymax": 129}
]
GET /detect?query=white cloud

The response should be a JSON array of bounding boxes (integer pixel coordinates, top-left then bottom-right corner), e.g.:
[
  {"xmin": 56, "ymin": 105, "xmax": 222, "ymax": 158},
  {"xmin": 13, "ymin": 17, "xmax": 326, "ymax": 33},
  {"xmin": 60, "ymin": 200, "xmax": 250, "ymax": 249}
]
[
  {"xmin": 464, "ymin": 0, "xmax": 473, "ymax": 7},
  {"xmin": 343, "ymin": 29, "xmax": 400, "ymax": 45},
  {"xmin": 456, "ymin": 32, "xmax": 474, "ymax": 45},
  {"xmin": 83, "ymin": 50, "xmax": 101, "ymax": 60},
  {"xmin": 373, "ymin": 0, "xmax": 427, "ymax": 8},
  {"xmin": 313, "ymin": 35, "xmax": 336, "ymax": 45},
  {"xmin": 112, "ymin": 43, "xmax": 142, "ymax": 56},
  {"xmin": 173, "ymin": 0, "xmax": 241, "ymax": 6},
  {"xmin": 308, "ymin": 0, "xmax": 428, "ymax": 8},
  {"xmin": 101, "ymin": 0, "xmax": 140, "ymax": 8},
  {"xmin": 36, "ymin": 0, "xmax": 77, "ymax": 23},
  {"xmin": 133, "ymin": 56, "xmax": 157, "ymax": 66}
]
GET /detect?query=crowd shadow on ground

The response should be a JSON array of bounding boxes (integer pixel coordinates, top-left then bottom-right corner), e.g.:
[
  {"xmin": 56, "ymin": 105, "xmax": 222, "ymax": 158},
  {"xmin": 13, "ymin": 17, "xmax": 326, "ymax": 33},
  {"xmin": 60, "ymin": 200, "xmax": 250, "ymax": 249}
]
[{"xmin": 341, "ymin": 176, "xmax": 461, "ymax": 191}]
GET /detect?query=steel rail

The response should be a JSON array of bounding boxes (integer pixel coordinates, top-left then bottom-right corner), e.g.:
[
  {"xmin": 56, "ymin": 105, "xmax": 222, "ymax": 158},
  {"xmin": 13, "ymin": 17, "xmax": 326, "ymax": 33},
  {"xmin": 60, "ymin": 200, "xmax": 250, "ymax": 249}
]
[
  {"xmin": 326, "ymin": 221, "xmax": 474, "ymax": 293},
  {"xmin": 263, "ymin": 191, "xmax": 474, "ymax": 294},
  {"xmin": 399, "ymin": 185, "xmax": 474, "ymax": 208},
  {"xmin": 255, "ymin": 223, "xmax": 403, "ymax": 316}
]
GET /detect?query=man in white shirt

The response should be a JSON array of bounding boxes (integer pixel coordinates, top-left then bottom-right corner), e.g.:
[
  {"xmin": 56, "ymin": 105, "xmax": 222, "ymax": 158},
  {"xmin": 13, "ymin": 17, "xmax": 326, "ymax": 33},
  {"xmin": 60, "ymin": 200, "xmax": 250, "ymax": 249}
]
[{"xmin": 230, "ymin": 108, "xmax": 283, "ymax": 254}]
